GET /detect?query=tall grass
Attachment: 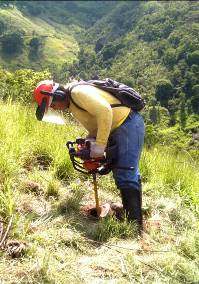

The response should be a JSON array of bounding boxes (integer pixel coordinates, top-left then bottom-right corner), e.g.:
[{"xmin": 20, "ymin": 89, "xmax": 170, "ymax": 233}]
[
  {"xmin": 0, "ymin": 100, "xmax": 81, "ymax": 232},
  {"xmin": 140, "ymin": 147, "xmax": 199, "ymax": 210},
  {"xmin": 0, "ymin": 179, "xmax": 15, "ymax": 219},
  {"xmin": 0, "ymin": 100, "xmax": 198, "ymax": 219},
  {"xmin": 0, "ymin": 101, "xmax": 81, "ymax": 178}
]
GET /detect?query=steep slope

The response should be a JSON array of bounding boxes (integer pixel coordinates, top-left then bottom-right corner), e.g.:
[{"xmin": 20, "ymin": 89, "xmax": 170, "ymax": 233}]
[{"xmin": 15, "ymin": 1, "xmax": 117, "ymax": 28}]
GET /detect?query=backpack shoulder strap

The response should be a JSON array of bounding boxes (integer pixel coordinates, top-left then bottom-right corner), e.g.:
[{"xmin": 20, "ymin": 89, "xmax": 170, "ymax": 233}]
[
  {"xmin": 70, "ymin": 95, "xmax": 86, "ymax": 111},
  {"xmin": 68, "ymin": 82, "xmax": 89, "ymax": 111}
]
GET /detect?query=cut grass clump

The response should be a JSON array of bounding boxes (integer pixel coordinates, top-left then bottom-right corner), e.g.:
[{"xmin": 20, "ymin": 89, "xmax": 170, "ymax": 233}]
[
  {"xmin": 20, "ymin": 180, "xmax": 42, "ymax": 195},
  {"xmin": 21, "ymin": 149, "xmax": 53, "ymax": 171},
  {"xmin": 46, "ymin": 179, "xmax": 60, "ymax": 198},
  {"xmin": 89, "ymin": 216, "xmax": 137, "ymax": 242},
  {"xmin": 54, "ymin": 159, "xmax": 74, "ymax": 181},
  {"xmin": 63, "ymin": 235, "xmax": 90, "ymax": 254}
]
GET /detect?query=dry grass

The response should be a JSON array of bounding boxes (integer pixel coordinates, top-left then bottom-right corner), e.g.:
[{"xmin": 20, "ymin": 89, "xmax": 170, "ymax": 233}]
[{"xmin": 1, "ymin": 174, "xmax": 198, "ymax": 283}]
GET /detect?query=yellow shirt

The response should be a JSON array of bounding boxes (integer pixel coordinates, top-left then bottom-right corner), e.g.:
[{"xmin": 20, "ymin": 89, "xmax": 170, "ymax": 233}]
[{"xmin": 68, "ymin": 84, "xmax": 131, "ymax": 146}]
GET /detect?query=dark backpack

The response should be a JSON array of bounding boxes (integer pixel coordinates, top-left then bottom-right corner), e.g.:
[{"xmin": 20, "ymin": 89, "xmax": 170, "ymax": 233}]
[{"xmin": 68, "ymin": 78, "xmax": 145, "ymax": 111}]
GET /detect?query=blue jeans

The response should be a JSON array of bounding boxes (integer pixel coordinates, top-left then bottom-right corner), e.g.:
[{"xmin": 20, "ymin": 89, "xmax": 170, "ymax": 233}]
[{"xmin": 109, "ymin": 111, "xmax": 145, "ymax": 191}]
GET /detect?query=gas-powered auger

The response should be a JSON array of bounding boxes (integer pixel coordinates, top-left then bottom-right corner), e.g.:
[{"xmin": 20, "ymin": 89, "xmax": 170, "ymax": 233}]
[
  {"xmin": 66, "ymin": 138, "xmax": 134, "ymax": 218},
  {"xmin": 66, "ymin": 138, "xmax": 112, "ymax": 217},
  {"xmin": 66, "ymin": 138, "xmax": 113, "ymax": 176}
]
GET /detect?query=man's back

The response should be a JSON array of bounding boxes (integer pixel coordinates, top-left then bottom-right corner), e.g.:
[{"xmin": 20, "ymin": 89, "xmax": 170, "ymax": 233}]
[{"xmin": 69, "ymin": 84, "xmax": 131, "ymax": 145}]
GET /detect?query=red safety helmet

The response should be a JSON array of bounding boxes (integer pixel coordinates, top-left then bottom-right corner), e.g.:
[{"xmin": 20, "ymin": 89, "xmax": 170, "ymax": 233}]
[{"xmin": 33, "ymin": 80, "xmax": 59, "ymax": 121}]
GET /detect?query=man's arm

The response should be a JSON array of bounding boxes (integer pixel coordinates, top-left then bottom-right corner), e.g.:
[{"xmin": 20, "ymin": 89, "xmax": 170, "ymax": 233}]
[{"xmin": 71, "ymin": 85, "xmax": 113, "ymax": 146}]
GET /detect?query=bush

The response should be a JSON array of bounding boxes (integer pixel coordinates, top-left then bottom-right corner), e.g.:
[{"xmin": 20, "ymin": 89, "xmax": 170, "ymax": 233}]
[
  {"xmin": 0, "ymin": 69, "xmax": 51, "ymax": 103},
  {"xmin": 144, "ymin": 125, "xmax": 161, "ymax": 147}
]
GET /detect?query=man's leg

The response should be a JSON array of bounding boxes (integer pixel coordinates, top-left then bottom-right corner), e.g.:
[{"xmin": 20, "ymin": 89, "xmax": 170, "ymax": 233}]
[{"xmin": 111, "ymin": 112, "xmax": 145, "ymax": 230}]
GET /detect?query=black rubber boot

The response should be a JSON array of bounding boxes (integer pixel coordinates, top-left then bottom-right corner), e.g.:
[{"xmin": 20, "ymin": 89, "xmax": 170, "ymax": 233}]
[{"xmin": 120, "ymin": 187, "xmax": 143, "ymax": 233}]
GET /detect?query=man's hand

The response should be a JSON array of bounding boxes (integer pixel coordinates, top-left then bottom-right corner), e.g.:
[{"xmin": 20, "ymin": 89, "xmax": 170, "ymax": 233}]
[{"xmin": 90, "ymin": 142, "xmax": 106, "ymax": 158}]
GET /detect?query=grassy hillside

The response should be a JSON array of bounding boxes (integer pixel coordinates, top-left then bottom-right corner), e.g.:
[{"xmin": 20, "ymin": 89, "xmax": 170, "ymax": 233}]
[
  {"xmin": 0, "ymin": 1, "xmax": 117, "ymax": 72},
  {"xmin": 0, "ymin": 6, "xmax": 78, "ymax": 70},
  {"xmin": 0, "ymin": 101, "xmax": 198, "ymax": 283}
]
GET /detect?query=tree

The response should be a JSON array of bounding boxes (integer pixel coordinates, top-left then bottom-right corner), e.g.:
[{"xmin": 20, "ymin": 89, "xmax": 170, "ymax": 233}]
[
  {"xmin": 190, "ymin": 85, "xmax": 199, "ymax": 114},
  {"xmin": 1, "ymin": 31, "xmax": 24, "ymax": 56},
  {"xmin": 149, "ymin": 106, "xmax": 160, "ymax": 125},
  {"xmin": 179, "ymin": 93, "xmax": 187, "ymax": 129},
  {"xmin": 28, "ymin": 37, "xmax": 43, "ymax": 61},
  {"xmin": 163, "ymin": 48, "xmax": 177, "ymax": 67},
  {"xmin": 148, "ymin": 98, "xmax": 160, "ymax": 125},
  {"xmin": 0, "ymin": 20, "xmax": 6, "ymax": 35},
  {"xmin": 95, "ymin": 37, "xmax": 106, "ymax": 53},
  {"xmin": 168, "ymin": 31, "xmax": 181, "ymax": 47},
  {"xmin": 187, "ymin": 50, "xmax": 199, "ymax": 66},
  {"xmin": 155, "ymin": 79, "xmax": 174, "ymax": 107}
]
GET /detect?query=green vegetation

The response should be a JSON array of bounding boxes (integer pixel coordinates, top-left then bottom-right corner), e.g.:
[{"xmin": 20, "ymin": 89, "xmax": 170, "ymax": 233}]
[
  {"xmin": 0, "ymin": 69, "xmax": 51, "ymax": 102},
  {"xmin": 0, "ymin": 1, "xmax": 198, "ymax": 283},
  {"xmin": 0, "ymin": 1, "xmax": 198, "ymax": 127}
]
